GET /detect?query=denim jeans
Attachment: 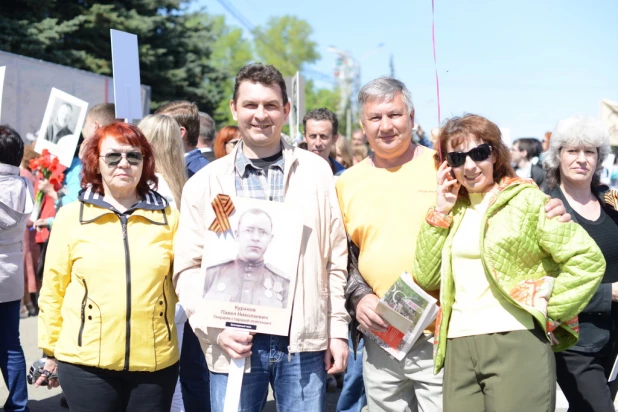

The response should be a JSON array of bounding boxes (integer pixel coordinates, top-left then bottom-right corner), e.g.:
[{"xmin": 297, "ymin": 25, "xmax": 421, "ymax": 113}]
[
  {"xmin": 209, "ymin": 334, "xmax": 326, "ymax": 412},
  {"xmin": 179, "ymin": 321, "xmax": 211, "ymax": 411},
  {"xmin": 0, "ymin": 300, "xmax": 29, "ymax": 412},
  {"xmin": 336, "ymin": 335, "xmax": 366, "ymax": 412}
]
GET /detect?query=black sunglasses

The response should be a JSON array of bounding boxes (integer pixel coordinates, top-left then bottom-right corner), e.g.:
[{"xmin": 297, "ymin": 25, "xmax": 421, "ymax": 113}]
[
  {"xmin": 100, "ymin": 152, "xmax": 143, "ymax": 166},
  {"xmin": 446, "ymin": 144, "xmax": 492, "ymax": 168}
]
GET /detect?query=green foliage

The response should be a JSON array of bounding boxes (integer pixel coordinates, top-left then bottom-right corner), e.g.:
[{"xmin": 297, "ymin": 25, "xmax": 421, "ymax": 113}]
[
  {"xmin": 305, "ymin": 80, "xmax": 339, "ymax": 114},
  {"xmin": 208, "ymin": 15, "xmax": 254, "ymax": 127},
  {"xmin": 253, "ymin": 15, "xmax": 320, "ymax": 77},
  {"xmin": 0, "ymin": 4, "xmax": 338, "ymax": 126},
  {"xmin": 304, "ymin": 80, "xmax": 352, "ymax": 136},
  {"xmin": 0, "ymin": 0, "xmax": 225, "ymax": 113}
]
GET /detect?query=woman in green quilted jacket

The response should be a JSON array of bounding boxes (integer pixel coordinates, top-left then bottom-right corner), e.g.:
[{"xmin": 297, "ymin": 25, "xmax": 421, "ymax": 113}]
[{"xmin": 413, "ymin": 114, "xmax": 605, "ymax": 412}]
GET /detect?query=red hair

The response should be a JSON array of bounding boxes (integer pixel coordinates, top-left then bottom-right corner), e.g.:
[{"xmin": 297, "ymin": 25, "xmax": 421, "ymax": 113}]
[
  {"xmin": 435, "ymin": 114, "xmax": 515, "ymax": 198},
  {"xmin": 81, "ymin": 122, "xmax": 157, "ymax": 198},
  {"xmin": 213, "ymin": 126, "xmax": 240, "ymax": 159}
]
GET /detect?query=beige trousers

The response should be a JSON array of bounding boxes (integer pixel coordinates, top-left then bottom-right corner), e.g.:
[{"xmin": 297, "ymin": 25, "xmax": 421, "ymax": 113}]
[{"xmin": 363, "ymin": 334, "xmax": 443, "ymax": 412}]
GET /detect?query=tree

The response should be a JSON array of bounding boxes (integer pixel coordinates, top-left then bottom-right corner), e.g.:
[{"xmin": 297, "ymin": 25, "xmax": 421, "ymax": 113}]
[
  {"xmin": 304, "ymin": 80, "xmax": 353, "ymax": 137},
  {"xmin": 208, "ymin": 14, "xmax": 324, "ymax": 128},
  {"xmin": 304, "ymin": 80, "xmax": 339, "ymax": 114},
  {"xmin": 208, "ymin": 15, "xmax": 253, "ymax": 126},
  {"xmin": 253, "ymin": 15, "xmax": 320, "ymax": 77},
  {"xmin": 0, "ymin": 1, "xmax": 226, "ymax": 113}
]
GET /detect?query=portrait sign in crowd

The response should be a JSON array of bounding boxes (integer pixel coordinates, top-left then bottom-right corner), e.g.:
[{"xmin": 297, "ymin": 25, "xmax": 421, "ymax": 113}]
[
  {"xmin": 34, "ymin": 88, "xmax": 88, "ymax": 167},
  {"xmin": 195, "ymin": 195, "xmax": 302, "ymax": 336}
]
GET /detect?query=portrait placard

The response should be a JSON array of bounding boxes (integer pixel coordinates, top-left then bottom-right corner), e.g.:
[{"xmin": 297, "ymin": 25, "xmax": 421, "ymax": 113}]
[
  {"xmin": 110, "ymin": 29, "xmax": 142, "ymax": 122},
  {"xmin": 0, "ymin": 66, "xmax": 5, "ymax": 123},
  {"xmin": 194, "ymin": 196, "xmax": 303, "ymax": 336},
  {"xmin": 34, "ymin": 88, "xmax": 89, "ymax": 167}
]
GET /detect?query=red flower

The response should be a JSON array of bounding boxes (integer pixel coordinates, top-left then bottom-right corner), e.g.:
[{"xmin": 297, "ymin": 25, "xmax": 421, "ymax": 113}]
[
  {"xmin": 31, "ymin": 150, "xmax": 65, "ymax": 185},
  {"xmin": 29, "ymin": 158, "xmax": 39, "ymax": 171},
  {"xmin": 49, "ymin": 168, "xmax": 65, "ymax": 191},
  {"xmin": 40, "ymin": 157, "xmax": 51, "ymax": 170}
]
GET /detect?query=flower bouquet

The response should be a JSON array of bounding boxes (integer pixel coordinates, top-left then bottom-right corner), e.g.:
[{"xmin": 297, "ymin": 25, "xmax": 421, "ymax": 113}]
[{"xmin": 29, "ymin": 149, "xmax": 66, "ymax": 221}]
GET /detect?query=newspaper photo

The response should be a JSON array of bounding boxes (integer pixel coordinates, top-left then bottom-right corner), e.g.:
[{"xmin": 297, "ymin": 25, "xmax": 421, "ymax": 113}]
[{"xmin": 359, "ymin": 271, "xmax": 439, "ymax": 360}]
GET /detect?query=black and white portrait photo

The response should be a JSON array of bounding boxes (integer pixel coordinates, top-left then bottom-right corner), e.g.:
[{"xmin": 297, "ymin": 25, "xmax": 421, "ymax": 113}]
[
  {"xmin": 196, "ymin": 196, "xmax": 302, "ymax": 336},
  {"xmin": 44, "ymin": 101, "xmax": 76, "ymax": 144},
  {"xmin": 203, "ymin": 208, "xmax": 290, "ymax": 308},
  {"xmin": 35, "ymin": 88, "xmax": 88, "ymax": 167}
]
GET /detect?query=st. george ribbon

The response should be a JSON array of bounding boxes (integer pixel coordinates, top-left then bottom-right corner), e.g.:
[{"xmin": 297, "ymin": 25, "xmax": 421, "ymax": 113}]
[
  {"xmin": 208, "ymin": 194, "xmax": 246, "ymax": 411},
  {"xmin": 209, "ymin": 194, "xmax": 235, "ymax": 234}
]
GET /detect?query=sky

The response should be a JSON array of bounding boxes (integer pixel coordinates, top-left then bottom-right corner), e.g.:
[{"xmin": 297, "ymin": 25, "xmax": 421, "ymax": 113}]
[{"xmin": 201, "ymin": 0, "xmax": 618, "ymax": 139}]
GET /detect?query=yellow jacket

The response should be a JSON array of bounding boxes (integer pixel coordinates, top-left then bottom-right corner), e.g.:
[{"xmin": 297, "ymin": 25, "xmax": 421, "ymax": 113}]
[{"xmin": 38, "ymin": 189, "xmax": 179, "ymax": 372}]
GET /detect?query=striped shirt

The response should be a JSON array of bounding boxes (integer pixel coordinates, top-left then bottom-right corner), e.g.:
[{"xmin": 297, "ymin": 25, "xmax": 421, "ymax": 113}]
[{"xmin": 234, "ymin": 142, "xmax": 285, "ymax": 203}]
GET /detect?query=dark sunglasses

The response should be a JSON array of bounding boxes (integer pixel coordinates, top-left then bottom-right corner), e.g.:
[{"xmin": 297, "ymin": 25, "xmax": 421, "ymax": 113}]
[
  {"xmin": 227, "ymin": 139, "xmax": 240, "ymax": 147},
  {"xmin": 446, "ymin": 143, "xmax": 492, "ymax": 168},
  {"xmin": 100, "ymin": 152, "xmax": 143, "ymax": 166}
]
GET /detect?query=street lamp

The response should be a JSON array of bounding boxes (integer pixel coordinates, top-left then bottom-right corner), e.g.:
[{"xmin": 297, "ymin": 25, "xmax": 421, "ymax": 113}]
[{"xmin": 327, "ymin": 44, "xmax": 385, "ymax": 137}]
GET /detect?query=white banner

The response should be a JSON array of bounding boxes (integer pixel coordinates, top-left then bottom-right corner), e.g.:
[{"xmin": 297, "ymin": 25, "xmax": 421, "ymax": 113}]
[
  {"xmin": 600, "ymin": 98, "xmax": 618, "ymax": 146},
  {"xmin": 111, "ymin": 29, "xmax": 143, "ymax": 122},
  {"xmin": 0, "ymin": 66, "xmax": 5, "ymax": 123}
]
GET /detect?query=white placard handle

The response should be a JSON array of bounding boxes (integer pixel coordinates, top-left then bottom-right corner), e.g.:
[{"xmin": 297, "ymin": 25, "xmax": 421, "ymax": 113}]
[{"xmin": 223, "ymin": 332, "xmax": 249, "ymax": 412}]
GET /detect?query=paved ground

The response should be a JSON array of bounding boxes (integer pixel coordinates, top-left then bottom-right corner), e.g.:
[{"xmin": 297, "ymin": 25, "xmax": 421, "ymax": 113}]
[
  {"xmin": 2, "ymin": 316, "xmax": 617, "ymax": 411},
  {"xmin": 0, "ymin": 316, "xmax": 341, "ymax": 412}
]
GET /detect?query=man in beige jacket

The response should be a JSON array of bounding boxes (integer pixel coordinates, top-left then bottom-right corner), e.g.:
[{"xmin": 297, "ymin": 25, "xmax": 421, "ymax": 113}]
[{"xmin": 173, "ymin": 63, "xmax": 349, "ymax": 411}]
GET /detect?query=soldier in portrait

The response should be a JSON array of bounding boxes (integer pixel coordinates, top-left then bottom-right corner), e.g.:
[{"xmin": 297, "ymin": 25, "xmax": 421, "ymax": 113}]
[
  {"xmin": 44, "ymin": 103, "xmax": 74, "ymax": 144},
  {"xmin": 203, "ymin": 208, "xmax": 289, "ymax": 308}
]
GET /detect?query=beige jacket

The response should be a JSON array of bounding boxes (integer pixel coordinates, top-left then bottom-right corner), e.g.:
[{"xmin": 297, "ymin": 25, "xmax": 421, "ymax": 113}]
[{"xmin": 173, "ymin": 139, "xmax": 349, "ymax": 373}]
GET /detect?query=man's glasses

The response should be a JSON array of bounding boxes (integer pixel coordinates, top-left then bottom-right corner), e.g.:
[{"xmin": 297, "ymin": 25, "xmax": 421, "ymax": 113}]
[
  {"xmin": 446, "ymin": 144, "xmax": 492, "ymax": 168},
  {"xmin": 226, "ymin": 139, "xmax": 240, "ymax": 147},
  {"xmin": 100, "ymin": 152, "xmax": 143, "ymax": 166}
]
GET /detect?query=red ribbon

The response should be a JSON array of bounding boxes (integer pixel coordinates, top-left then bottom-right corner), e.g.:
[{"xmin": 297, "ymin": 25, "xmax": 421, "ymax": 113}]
[
  {"xmin": 432, "ymin": 0, "xmax": 443, "ymax": 163},
  {"xmin": 208, "ymin": 194, "xmax": 235, "ymax": 234}
]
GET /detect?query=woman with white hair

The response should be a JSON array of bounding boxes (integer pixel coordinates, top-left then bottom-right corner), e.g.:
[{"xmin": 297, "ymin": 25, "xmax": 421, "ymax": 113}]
[{"xmin": 545, "ymin": 115, "xmax": 618, "ymax": 411}]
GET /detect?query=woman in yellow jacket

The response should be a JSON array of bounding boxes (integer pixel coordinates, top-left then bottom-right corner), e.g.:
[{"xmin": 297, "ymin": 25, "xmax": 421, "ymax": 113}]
[{"xmin": 36, "ymin": 122, "xmax": 180, "ymax": 412}]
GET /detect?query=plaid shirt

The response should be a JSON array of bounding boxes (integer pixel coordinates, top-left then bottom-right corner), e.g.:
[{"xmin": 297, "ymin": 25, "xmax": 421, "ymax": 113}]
[{"xmin": 234, "ymin": 142, "xmax": 285, "ymax": 203}]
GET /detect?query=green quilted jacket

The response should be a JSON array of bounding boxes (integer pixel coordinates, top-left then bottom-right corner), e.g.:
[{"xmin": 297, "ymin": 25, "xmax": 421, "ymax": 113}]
[{"xmin": 414, "ymin": 177, "xmax": 606, "ymax": 374}]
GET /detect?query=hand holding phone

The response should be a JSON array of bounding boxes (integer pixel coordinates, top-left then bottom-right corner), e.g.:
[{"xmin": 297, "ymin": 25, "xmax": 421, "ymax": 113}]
[{"xmin": 436, "ymin": 161, "xmax": 460, "ymax": 215}]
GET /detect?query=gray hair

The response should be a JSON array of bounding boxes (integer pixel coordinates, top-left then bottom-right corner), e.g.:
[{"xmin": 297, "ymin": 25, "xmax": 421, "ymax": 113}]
[
  {"xmin": 544, "ymin": 115, "xmax": 611, "ymax": 189},
  {"xmin": 358, "ymin": 77, "xmax": 414, "ymax": 119},
  {"xmin": 198, "ymin": 111, "xmax": 216, "ymax": 143}
]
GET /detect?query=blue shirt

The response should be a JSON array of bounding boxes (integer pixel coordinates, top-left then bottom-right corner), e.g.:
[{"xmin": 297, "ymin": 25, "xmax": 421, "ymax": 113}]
[
  {"xmin": 329, "ymin": 156, "xmax": 346, "ymax": 176},
  {"xmin": 60, "ymin": 157, "xmax": 82, "ymax": 207},
  {"xmin": 185, "ymin": 148, "xmax": 209, "ymax": 178}
]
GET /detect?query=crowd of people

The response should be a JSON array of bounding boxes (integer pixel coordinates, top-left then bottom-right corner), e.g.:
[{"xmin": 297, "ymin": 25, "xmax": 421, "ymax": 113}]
[{"xmin": 0, "ymin": 61, "xmax": 617, "ymax": 412}]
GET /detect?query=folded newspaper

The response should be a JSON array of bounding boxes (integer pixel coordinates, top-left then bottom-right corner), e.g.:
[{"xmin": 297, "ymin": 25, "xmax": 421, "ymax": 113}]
[{"xmin": 359, "ymin": 272, "xmax": 439, "ymax": 360}]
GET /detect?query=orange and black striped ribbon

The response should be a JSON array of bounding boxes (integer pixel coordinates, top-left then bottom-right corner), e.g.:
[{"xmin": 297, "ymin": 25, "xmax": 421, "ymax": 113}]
[
  {"xmin": 604, "ymin": 190, "xmax": 618, "ymax": 212},
  {"xmin": 208, "ymin": 194, "xmax": 235, "ymax": 234}
]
